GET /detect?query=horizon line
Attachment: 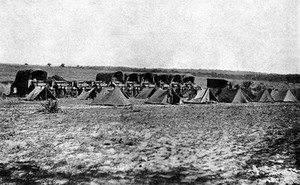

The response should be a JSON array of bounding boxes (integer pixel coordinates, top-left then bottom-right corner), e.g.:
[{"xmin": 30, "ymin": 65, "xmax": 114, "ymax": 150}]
[{"xmin": 0, "ymin": 62, "xmax": 299, "ymax": 76}]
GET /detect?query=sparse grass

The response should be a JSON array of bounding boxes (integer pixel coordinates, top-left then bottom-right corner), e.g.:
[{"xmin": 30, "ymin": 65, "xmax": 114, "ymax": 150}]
[{"xmin": 0, "ymin": 100, "xmax": 299, "ymax": 184}]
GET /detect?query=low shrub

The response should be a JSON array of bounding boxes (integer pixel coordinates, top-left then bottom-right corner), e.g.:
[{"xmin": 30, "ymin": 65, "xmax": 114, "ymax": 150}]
[{"xmin": 41, "ymin": 99, "xmax": 60, "ymax": 113}]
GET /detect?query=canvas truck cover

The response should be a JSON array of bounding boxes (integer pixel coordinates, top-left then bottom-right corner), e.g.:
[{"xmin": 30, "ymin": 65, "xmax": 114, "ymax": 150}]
[
  {"xmin": 155, "ymin": 74, "xmax": 172, "ymax": 85},
  {"xmin": 125, "ymin": 73, "xmax": 140, "ymax": 83},
  {"xmin": 182, "ymin": 75, "xmax": 195, "ymax": 84},
  {"xmin": 48, "ymin": 75, "xmax": 66, "ymax": 82},
  {"xmin": 112, "ymin": 71, "xmax": 124, "ymax": 83},
  {"xmin": 140, "ymin": 72, "xmax": 155, "ymax": 84},
  {"xmin": 96, "ymin": 72, "xmax": 114, "ymax": 84},
  {"xmin": 31, "ymin": 70, "xmax": 47, "ymax": 81},
  {"xmin": 11, "ymin": 69, "xmax": 47, "ymax": 96},
  {"xmin": 171, "ymin": 74, "xmax": 183, "ymax": 84},
  {"xmin": 207, "ymin": 78, "xmax": 228, "ymax": 88},
  {"xmin": 14, "ymin": 70, "xmax": 32, "ymax": 86}
]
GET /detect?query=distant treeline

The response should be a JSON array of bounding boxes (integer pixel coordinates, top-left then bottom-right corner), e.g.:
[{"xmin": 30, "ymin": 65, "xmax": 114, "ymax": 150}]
[{"xmin": 82, "ymin": 66, "xmax": 300, "ymax": 83}]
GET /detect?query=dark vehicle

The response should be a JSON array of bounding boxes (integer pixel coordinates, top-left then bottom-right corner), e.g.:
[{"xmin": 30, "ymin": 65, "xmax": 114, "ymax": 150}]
[{"xmin": 10, "ymin": 69, "xmax": 47, "ymax": 96}]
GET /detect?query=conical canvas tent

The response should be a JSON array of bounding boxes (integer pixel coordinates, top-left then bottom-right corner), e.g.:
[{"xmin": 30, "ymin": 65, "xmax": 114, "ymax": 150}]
[
  {"xmin": 146, "ymin": 88, "xmax": 169, "ymax": 104},
  {"xmin": 193, "ymin": 89, "xmax": 206, "ymax": 99},
  {"xmin": 271, "ymin": 89, "xmax": 298, "ymax": 102},
  {"xmin": 257, "ymin": 89, "xmax": 274, "ymax": 102},
  {"xmin": 136, "ymin": 87, "xmax": 156, "ymax": 99},
  {"xmin": 210, "ymin": 88, "xmax": 222, "ymax": 97},
  {"xmin": 290, "ymin": 89, "xmax": 300, "ymax": 101},
  {"xmin": 120, "ymin": 88, "xmax": 130, "ymax": 99},
  {"xmin": 25, "ymin": 87, "xmax": 56, "ymax": 101},
  {"xmin": 77, "ymin": 88, "xmax": 95, "ymax": 100},
  {"xmin": 200, "ymin": 88, "xmax": 219, "ymax": 103},
  {"xmin": 91, "ymin": 87, "xmax": 131, "ymax": 106},
  {"xmin": 98, "ymin": 88, "xmax": 111, "ymax": 98},
  {"xmin": 182, "ymin": 89, "xmax": 197, "ymax": 99},
  {"xmin": 90, "ymin": 88, "xmax": 111, "ymax": 105},
  {"xmin": 217, "ymin": 88, "xmax": 248, "ymax": 103},
  {"xmin": 242, "ymin": 89, "xmax": 273, "ymax": 102},
  {"xmin": 183, "ymin": 88, "xmax": 218, "ymax": 103},
  {"xmin": 183, "ymin": 89, "xmax": 205, "ymax": 103},
  {"xmin": 283, "ymin": 90, "xmax": 297, "ymax": 102},
  {"xmin": 232, "ymin": 89, "xmax": 249, "ymax": 103},
  {"xmin": 242, "ymin": 89, "xmax": 257, "ymax": 102},
  {"xmin": 77, "ymin": 90, "xmax": 88, "ymax": 100}
]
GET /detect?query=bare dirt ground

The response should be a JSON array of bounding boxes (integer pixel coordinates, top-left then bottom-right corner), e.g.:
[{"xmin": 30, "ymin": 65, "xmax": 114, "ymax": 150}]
[{"xmin": 0, "ymin": 98, "xmax": 299, "ymax": 184}]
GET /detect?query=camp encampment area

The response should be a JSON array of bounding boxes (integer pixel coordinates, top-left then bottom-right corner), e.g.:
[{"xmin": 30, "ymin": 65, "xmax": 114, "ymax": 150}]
[{"xmin": 0, "ymin": 65, "xmax": 299, "ymax": 185}]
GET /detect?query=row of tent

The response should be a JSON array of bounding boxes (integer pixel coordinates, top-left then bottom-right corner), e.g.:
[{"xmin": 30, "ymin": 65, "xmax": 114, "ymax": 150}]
[
  {"xmin": 89, "ymin": 87, "xmax": 299, "ymax": 105},
  {"xmin": 89, "ymin": 87, "xmax": 180, "ymax": 106},
  {"xmin": 183, "ymin": 88, "xmax": 299, "ymax": 104},
  {"xmin": 23, "ymin": 85, "xmax": 300, "ymax": 106},
  {"xmin": 87, "ymin": 87, "xmax": 300, "ymax": 106}
]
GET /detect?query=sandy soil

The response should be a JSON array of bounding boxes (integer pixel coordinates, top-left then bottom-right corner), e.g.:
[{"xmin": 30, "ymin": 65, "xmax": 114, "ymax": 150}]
[{"xmin": 0, "ymin": 98, "xmax": 299, "ymax": 184}]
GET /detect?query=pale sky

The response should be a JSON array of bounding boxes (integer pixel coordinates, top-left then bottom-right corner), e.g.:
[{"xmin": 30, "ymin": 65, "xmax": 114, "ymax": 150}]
[{"xmin": 0, "ymin": 0, "xmax": 299, "ymax": 74}]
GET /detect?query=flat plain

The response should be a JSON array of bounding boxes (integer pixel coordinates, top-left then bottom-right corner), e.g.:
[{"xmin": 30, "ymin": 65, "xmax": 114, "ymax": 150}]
[{"xmin": 0, "ymin": 98, "xmax": 299, "ymax": 184}]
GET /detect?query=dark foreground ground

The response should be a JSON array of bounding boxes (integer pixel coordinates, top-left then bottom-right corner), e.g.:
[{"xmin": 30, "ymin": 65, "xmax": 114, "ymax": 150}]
[{"xmin": 0, "ymin": 98, "xmax": 299, "ymax": 184}]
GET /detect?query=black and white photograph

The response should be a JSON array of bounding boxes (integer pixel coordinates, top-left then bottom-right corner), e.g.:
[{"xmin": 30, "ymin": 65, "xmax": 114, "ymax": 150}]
[{"xmin": 0, "ymin": 0, "xmax": 299, "ymax": 184}]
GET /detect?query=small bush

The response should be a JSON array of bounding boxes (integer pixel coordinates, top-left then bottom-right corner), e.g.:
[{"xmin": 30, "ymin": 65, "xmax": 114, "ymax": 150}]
[{"xmin": 41, "ymin": 100, "xmax": 60, "ymax": 113}]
